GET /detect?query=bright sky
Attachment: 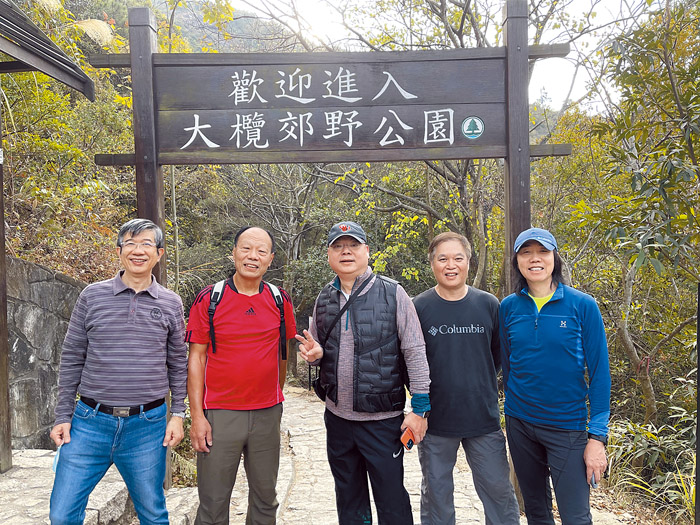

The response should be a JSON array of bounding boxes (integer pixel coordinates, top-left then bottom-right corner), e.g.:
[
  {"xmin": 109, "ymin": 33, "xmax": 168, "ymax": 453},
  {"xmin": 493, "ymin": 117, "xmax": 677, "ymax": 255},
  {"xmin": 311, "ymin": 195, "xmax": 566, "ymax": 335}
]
[
  {"xmin": 529, "ymin": 57, "xmax": 583, "ymax": 110},
  {"xmin": 231, "ymin": 0, "xmax": 343, "ymax": 44},
  {"xmin": 229, "ymin": 0, "xmax": 655, "ymax": 112},
  {"xmin": 529, "ymin": 0, "xmax": 656, "ymax": 110}
]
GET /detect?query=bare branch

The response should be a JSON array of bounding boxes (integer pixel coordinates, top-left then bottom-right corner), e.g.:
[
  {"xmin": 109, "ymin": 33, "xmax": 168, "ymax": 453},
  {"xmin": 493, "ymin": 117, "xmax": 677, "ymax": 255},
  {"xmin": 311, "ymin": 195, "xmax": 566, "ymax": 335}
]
[{"xmin": 649, "ymin": 315, "xmax": 698, "ymax": 360}]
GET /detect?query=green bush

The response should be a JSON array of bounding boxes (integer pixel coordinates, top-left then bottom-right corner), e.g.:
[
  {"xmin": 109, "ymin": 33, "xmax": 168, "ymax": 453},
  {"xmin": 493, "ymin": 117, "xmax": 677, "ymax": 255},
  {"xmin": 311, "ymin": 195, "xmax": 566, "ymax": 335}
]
[{"xmin": 607, "ymin": 375, "xmax": 696, "ymax": 523}]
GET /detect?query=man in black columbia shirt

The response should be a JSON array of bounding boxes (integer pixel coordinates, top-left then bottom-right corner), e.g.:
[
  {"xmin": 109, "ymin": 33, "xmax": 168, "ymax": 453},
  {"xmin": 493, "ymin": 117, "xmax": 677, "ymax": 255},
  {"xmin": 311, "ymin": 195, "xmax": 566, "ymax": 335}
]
[{"xmin": 413, "ymin": 232, "xmax": 519, "ymax": 525}]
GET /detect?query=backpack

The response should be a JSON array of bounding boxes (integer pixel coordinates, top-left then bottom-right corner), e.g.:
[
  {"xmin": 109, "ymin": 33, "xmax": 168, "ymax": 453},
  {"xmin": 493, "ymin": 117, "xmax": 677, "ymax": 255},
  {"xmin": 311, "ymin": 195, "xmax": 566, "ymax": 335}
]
[{"xmin": 207, "ymin": 279, "xmax": 287, "ymax": 359}]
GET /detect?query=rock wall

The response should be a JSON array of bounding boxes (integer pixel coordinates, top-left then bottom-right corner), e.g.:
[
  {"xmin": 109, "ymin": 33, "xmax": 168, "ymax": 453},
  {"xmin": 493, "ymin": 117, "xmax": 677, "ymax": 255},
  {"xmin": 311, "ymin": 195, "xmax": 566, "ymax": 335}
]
[{"xmin": 7, "ymin": 257, "xmax": 85, "ymax": 449}]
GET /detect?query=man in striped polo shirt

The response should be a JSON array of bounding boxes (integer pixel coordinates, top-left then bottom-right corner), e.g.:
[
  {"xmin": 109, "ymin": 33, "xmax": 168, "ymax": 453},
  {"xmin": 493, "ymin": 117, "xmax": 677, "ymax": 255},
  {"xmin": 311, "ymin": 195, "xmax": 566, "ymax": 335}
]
[{"xmin": 49, "ymin": 218, "xmax": 188, "ymax": 525}]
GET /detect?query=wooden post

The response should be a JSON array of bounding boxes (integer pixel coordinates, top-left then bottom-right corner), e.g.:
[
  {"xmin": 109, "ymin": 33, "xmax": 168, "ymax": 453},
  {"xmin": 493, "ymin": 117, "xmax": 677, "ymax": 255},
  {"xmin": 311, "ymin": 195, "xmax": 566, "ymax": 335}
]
[
  {"xmin": 503, "ymin": 0, "xmax": 529, "ymax": 512},
  {"xmin": 129, "ymin": 8, "xmax": 166, "ymax": 285},
  {"xmin": 0, "ymin": 102, "xmax": 12, "ymax": 473},
  {"xmin": 128, "ymin": 8, "xmax": 171, "ymax": 489},
  {"xmin": 503, "ymin": 0, "xmax": 531, "ymax": 293}
]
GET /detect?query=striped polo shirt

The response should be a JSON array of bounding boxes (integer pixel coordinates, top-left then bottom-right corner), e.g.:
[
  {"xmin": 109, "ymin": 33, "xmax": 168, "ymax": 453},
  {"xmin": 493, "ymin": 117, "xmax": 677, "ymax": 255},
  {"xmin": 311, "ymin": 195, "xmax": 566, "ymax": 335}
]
[{"xmin": 54, "ymin": 271, "xmax": 188, "ymax": 425}]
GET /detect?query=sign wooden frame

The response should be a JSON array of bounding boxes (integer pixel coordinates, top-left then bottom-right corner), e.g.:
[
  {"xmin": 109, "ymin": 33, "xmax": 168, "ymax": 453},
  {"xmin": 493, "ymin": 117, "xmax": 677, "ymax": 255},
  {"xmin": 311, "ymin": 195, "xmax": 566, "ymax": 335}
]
[{"xmin": 90, "ymin": 1, "xmax": 570, "ymax": 284}]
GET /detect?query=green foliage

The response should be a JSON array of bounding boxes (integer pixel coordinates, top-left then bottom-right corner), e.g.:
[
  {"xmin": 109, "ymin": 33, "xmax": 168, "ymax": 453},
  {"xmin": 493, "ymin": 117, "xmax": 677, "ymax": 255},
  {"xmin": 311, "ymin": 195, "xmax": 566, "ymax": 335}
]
[
  {"xmin": 199, "ymin": 0, "xmax": 235, "ymax": 30},
  {"xmin": 529, "ymin": 40, "xmax": 696, "ymax": 516},
  {"xmin": 608, "ymin": 373, "xmax": 697, "ymax": 522},
  {"xmin": 2, "ymin": 81, "xmax": 134, "ymax": 280},
  {"xmin": 549, "ymin": 3, "xmax": 698, "ymax": 436},
  {"xmin": 332, "ymin": 158, "xmax": 505, "ymax": 296},
  {"xmin": 165, "ymin": 161, "xmax": 361, "ymax": 315},
  {"xmin": 286, "ymin": 245, "xmax": 335, "ymax": 320},
  {"xmin": 348, "ymin": 163, "xmax": 443, "ymax": 294},
  {"xmin": 65, "ymin": 0, "xmax": 137, "ymax": 30},
  {"xmin": 0, "ymin": 1, "xmax": 139, "ymax": 281},
  {"xmin": 592, "ymin": 0, "xmax": 699, "ymax": 279}
]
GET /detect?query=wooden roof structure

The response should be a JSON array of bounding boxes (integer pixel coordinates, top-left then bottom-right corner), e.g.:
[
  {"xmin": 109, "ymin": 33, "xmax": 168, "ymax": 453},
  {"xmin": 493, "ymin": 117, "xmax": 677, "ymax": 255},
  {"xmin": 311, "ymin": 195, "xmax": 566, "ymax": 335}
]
[{"xmin": 0, "ymin": 0, "xmax": 94, "ymax": 100}]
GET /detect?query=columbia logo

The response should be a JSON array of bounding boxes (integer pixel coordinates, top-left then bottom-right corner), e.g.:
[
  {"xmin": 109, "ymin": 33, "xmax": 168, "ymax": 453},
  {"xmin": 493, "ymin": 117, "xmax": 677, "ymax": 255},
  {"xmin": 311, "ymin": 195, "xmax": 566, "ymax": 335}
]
[
  {"xmin": 428, "ymin": 326, "xmax": 438, "ymax": 337},
  {"xmin": 245, "ymin": 307, "xmax": 256, "ymax": 316}
]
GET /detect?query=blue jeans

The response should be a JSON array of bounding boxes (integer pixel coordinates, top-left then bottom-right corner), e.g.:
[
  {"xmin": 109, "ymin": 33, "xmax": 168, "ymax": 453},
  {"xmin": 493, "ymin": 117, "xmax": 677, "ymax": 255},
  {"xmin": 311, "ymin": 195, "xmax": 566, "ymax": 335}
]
[{"xmin": 50, "ymin": 399, "xmax": 168, "ymax": 525}]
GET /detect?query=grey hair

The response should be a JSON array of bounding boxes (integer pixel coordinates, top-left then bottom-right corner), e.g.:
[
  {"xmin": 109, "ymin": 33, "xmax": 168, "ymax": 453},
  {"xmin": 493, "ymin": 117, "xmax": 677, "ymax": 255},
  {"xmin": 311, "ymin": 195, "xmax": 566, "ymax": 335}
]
[
  {"xmin": 428, "ymin": 231, "xmax": 472, "ymax": 263},
  {"xmin": 117, "ymin": 218, "xmax": 164, "ymax": 249}
]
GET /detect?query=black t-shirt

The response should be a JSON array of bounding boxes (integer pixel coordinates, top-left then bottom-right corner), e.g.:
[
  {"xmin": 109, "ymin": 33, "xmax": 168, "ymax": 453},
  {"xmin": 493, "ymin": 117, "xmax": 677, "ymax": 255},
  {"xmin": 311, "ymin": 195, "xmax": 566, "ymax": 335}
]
[{"xmin": 413, "ymin": 286, "xmax": 501, "ymax": 438}]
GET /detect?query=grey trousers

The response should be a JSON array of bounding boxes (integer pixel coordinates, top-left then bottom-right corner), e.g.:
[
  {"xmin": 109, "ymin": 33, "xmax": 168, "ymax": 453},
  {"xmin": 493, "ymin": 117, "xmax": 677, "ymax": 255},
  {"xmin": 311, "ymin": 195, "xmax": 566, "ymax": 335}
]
[
  {"xmin": 195, "ymin": 404, "xmax": 282, "ymax": 525},
  {"xmin": 418, "ymin": 429, "xmax": 520, "ymax": 525}
]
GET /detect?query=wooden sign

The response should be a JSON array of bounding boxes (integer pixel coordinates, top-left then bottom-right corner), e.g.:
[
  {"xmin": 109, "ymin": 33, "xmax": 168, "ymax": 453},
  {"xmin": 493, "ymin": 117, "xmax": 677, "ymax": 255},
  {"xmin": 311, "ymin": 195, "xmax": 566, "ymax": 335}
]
[
  {"xmin": 154, "ymin": 49, "xmax": 509, "ymax": 164},
  {"xmin": 89, "ymin": 2, "xmax": 570, "ymax": 294}
]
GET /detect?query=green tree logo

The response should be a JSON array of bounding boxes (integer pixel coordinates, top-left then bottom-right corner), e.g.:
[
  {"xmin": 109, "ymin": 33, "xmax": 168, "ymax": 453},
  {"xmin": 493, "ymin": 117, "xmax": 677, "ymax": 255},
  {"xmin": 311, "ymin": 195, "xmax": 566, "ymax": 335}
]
[{"xmin": 461, "ymin": 117, "xmax": 484, "ymax": 139}]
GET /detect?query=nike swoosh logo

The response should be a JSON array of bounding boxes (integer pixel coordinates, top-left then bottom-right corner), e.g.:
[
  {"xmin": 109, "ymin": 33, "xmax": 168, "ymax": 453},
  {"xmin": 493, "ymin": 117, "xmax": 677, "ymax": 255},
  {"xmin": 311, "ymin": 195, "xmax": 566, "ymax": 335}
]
[{"xmin": 393, "ymin": 449, "xmax": 402, "ymax": 458}]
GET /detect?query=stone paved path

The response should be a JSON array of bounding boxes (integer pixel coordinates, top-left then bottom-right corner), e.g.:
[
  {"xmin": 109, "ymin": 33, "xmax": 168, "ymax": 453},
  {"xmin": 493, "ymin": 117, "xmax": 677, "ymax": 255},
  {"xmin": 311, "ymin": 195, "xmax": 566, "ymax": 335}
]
[
  {"xmin": 274, "ymin": 386, "xmax": 504, "ymax": 524},
  {"xmin": 1, "ymin": 385, "xmax": 636, "ymax": 524},
  {"xmin": 239, "ymin": 386, "xmax": 633, "ymax": 524}
]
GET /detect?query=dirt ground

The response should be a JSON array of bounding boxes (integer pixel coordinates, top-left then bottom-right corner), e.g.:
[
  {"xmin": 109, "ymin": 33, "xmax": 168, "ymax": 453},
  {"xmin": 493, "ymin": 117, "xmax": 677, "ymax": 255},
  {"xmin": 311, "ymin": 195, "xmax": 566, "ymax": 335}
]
[{"xmin": 589, "ymin": 487, "xmax": 674, "ymax": 524}]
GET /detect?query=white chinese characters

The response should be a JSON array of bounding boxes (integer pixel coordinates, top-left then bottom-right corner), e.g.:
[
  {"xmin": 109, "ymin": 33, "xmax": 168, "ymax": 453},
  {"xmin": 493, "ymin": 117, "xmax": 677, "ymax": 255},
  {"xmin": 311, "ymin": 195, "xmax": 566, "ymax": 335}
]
[{"xmin": 179, "ymin": 66, "xmax": 466, "ymax": 151}]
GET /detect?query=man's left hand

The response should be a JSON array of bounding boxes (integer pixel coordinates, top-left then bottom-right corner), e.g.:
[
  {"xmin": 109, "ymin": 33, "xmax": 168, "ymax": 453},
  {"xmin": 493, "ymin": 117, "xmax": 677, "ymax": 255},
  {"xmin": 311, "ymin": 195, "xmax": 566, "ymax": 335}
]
[
  {"xmin": 163, "ymin": 415, "xmax": 184, "ymax": 447},
  {"xmin": 402, "ymin": 412, "xmax": 428, "ymax": 444},
  {"xmin": 584, "ymin": 438, "xmax": 607, "ymax": 486}
]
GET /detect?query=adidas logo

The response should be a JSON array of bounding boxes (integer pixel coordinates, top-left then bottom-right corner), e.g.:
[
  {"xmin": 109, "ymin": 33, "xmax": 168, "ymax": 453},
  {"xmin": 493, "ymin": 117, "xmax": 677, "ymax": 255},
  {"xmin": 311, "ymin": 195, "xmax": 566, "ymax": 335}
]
[{"xmin": 245, "ymin": 307, "xmax": 256, "ymax": 316}]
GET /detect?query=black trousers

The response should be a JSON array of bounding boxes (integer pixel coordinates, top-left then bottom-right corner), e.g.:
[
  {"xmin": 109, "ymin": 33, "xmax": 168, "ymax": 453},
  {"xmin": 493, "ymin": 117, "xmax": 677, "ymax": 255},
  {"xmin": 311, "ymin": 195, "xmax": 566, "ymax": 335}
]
[
  {"xmin": 324, "ymin": 409, "xmax": 413, "ymax": 525},
  {"xmin": 506, "ymin": 415, "xmax": 592, "ymax": 525}
]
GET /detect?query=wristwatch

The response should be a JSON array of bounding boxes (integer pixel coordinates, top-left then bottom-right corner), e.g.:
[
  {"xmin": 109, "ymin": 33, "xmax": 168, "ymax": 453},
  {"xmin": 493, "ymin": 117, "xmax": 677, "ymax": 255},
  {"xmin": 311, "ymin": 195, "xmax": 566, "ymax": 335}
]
[
  {"xmin": 170, "ymin": 411, "xmax": 186, "ymax": 419},
  {"xmin": 587, "ymin": 433, "xmax": 608, "ymax": 446},
  {"xmin": 414, "ymin": 410, "xmax": 430, "ymax": 418}
]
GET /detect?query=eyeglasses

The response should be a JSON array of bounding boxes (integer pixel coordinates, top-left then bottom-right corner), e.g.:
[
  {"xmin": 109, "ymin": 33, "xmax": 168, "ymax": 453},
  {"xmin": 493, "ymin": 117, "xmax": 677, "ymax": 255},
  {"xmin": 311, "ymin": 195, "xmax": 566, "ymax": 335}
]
[
  {"xmin": 121, "ymin": 240, "xmax": 158, "ymax": 251},
  {"xmin": 330, "ymin": 241, "xmax": 364, "ymax": 252}
]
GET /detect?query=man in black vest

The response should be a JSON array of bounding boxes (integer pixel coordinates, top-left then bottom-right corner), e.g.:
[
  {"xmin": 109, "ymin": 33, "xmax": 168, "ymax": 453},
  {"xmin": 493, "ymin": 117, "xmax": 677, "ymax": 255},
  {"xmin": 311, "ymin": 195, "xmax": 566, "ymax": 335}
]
[{"xmin": 297, "ymin": 221, "xmax": 431, "ymax": 525}]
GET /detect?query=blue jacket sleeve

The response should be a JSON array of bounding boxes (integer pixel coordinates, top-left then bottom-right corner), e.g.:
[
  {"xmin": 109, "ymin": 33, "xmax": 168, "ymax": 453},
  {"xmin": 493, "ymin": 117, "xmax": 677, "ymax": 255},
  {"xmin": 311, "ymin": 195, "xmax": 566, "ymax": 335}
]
[{"xmin": 582, "ymin": 296, "xmax": 611, "ymax": 435}]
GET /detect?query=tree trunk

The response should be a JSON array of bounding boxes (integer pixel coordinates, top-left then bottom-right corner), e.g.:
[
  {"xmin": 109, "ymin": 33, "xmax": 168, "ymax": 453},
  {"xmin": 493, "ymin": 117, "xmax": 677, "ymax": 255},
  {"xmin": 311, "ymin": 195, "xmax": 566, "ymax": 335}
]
[{"xmin": 617, "ymin": 261, "xmax": 658, "ymax": 426}]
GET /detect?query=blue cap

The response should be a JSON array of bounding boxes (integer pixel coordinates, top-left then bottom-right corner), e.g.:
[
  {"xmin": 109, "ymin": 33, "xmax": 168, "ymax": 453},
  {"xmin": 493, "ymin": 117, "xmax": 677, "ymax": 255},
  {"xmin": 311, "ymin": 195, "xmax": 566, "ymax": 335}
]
[
  {"xmin": 328, "ymin": 221, "xmax": 367, "ymax": 246},
  {"xmin": 514, "ymin": 227, "xmax": 558, "ymax": 252}
]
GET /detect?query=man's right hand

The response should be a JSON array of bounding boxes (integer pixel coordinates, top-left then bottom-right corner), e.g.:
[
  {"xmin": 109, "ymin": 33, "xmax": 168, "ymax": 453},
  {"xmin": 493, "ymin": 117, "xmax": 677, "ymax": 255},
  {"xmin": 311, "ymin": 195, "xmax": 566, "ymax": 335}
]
[
  {"xmin": 190, "ymin": 414, "xmax": 213, "ymax": 453},
  {"xmin": 50, "ymin": 423, "xmax": 71, "ymax": 447},
  {"xmin": 295, "ymin": 329, "xmax": 323, "ymax": 362}
]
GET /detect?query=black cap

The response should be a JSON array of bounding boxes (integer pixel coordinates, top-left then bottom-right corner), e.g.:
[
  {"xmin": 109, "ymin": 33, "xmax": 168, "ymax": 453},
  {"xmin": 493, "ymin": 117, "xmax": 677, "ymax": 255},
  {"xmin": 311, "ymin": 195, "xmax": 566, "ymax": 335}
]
[{"xmin": 327, "ymin": 221, "xmax": 367, "ymax": 246}]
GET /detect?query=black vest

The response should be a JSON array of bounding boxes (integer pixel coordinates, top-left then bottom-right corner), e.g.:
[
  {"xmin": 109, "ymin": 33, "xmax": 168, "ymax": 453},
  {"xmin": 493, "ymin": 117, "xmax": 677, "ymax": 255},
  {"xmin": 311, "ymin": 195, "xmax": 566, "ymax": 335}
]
[{"xmin": 315, "ymin": 275, "xmax": 406, "ymax": 413}]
